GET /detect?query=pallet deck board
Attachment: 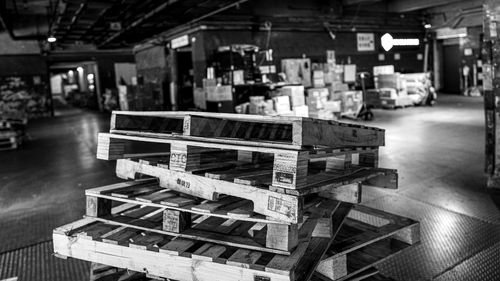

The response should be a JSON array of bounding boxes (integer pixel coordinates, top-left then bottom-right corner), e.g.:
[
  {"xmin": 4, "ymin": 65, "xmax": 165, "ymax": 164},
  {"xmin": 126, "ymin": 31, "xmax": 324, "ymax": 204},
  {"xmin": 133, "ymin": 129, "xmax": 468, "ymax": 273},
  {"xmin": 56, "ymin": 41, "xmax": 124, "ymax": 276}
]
[{"xmin": 110, "ymin": 111, "xmax": 385, "ymax": 148}]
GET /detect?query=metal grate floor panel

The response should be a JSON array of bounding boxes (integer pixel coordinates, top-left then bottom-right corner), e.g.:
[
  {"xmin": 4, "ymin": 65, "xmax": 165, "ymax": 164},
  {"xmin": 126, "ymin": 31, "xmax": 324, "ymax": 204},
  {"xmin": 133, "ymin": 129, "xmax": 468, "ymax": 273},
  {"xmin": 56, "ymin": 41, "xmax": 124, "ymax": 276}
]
[
  {"xmin": 0, "ymin": 241, "xmax": 89, "ymax": 281},
  {"xmin": 362, "ymin": 192, "xmax": 500, "ymax": 280},
  {"xmin": 434, "ymin": 241, "xmax": 500, "ymax": 281}
]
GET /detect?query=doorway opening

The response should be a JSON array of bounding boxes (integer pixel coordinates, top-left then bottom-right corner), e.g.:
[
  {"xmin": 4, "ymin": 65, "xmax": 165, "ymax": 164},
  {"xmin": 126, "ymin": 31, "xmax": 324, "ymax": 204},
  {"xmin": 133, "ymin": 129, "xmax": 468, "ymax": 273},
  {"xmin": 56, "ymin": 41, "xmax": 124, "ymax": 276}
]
[
  {"xmin": 176, "ymin": 50, "xmax": 194, "ymax": 110},
  {"xmin": 49, "ymin": 62, "xmax": 100, "ymax": 116}
]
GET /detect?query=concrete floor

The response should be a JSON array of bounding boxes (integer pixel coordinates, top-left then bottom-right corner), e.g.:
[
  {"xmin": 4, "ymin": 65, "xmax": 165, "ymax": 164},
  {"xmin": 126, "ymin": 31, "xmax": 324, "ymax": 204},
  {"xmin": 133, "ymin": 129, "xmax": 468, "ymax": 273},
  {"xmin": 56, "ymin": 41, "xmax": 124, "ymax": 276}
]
[{"xmin": 1, "ymin": 94, "xmax": 500, "ymax": 280}]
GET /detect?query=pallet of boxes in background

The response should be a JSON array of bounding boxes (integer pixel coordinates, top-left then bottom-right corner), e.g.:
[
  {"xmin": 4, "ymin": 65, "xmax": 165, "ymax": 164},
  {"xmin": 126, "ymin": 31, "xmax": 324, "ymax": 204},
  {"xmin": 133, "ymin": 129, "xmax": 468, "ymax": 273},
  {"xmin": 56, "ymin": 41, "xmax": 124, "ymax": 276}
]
[
  {"xmin": 0, "ymin": 114, "xmax": 28, "ymax": 151},
  {"xmin": 53, "ymin": 111, "xmax": 420, "ymax": 281}
]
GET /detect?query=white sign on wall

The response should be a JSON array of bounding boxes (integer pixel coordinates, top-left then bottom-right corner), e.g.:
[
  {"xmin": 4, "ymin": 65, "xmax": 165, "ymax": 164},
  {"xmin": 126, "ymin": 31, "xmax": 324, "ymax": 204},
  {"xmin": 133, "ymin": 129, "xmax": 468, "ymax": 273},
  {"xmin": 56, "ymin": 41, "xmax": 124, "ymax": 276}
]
[
  {"xmin": 357, "ymin": 33, "xmax": 375, "ymax": 51},
  {"xmin": 171, "ymin": 35, "xmax": 189, "ymax": 49}
]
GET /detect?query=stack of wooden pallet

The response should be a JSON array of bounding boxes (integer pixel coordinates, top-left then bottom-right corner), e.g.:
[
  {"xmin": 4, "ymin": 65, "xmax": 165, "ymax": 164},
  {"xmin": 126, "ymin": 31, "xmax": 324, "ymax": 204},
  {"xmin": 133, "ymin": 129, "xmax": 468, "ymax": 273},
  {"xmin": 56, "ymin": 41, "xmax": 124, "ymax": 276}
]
[
  {"xmin": 53, "ymin": 112, "xmax": 420, "ymax": 281},
  {"xmin": 0, "ymin": 116, "xmax": 27, "ymax": 151}
]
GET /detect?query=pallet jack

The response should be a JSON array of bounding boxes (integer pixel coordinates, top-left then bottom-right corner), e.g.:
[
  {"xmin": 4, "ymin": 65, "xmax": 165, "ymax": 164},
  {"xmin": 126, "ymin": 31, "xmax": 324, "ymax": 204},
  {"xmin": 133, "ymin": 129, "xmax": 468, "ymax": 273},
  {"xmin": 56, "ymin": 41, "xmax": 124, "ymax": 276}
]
[{"xmin": 356, "ymin": 72, "xmax": 374, "ymax": 121}]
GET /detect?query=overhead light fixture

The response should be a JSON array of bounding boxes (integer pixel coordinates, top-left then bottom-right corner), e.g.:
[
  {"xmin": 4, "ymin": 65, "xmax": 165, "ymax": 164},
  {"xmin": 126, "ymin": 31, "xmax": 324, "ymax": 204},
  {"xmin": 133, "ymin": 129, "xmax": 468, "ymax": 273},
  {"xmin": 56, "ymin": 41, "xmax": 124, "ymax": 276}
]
[
  {"xmin": 381, "ymin": 33, "xmax": 420, "ymax": 51},
  {"xmin": 424, "ymin": 23, "xmax": 432, "ymax": 29},
  {"xmin": 47, "ymin": 36, "xmax": 57, "ymax": 43}
]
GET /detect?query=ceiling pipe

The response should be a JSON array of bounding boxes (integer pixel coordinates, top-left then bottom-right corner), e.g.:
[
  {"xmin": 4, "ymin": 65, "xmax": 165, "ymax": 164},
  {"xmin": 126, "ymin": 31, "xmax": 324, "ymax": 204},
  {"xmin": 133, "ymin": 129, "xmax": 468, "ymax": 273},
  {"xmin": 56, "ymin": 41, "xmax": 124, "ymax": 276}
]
[
  {"xmin": 99, "ymin": 0, "xmax": 251, "ymax": 47},
  {"xmin": 98, "ymin": 0, "xmax": 181, "ymax": 47},
  {"xmin": 184, "ymin": 0, "xmax": 251, "ymax": 26}
]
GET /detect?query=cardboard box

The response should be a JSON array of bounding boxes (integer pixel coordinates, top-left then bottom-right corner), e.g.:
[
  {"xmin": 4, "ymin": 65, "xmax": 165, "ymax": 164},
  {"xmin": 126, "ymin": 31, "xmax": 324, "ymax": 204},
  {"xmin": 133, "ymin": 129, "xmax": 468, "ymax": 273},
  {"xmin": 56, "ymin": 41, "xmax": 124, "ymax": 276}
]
[
  {"xmin": 378, "ymin": 88, "xmax": 398, "ymax": 99},
  {"xmin": 203, "ymin": 78, "xmax": 217, "ymax": 88},
  {"xmin": 307, "ymin": 87, "xmax": 329, "ymax": 98},
  {"xmin": 339, "ymin": 91, "xmax": 363, "ymax": 116},
  {"xmin": 306, "ymin": 96, "xmax": 324, "ymax": 110},
  {"xmin": 344, "ymin": 64, "xmax": 357, "ymax": 83},
  {"xmin": 249, "ymin": 96, "xmax": 266, "ymax": 115},
  {"xmin": 374, "ymin": 73, "xmax": 406, "ymax": 90},
  {"xmin": 293, "ymin": 105, "xmax": 309, "ymax": 117},
  {"xmin": 323, "ymin": 100, "xmax": 342, "ymax": 113},
  {"xmin": 307, "ymin": 88, "xmax": 329, "ymax": 109},
  {"xmin": 313, "ymin": 70, "xmax": 325, "ymax": 87},
  {"xmin": 278, "ymin": 85, "xmax": 305, "ymax": 107},
  {"xmin": 309, "ymin": 109, "xmax": 335, "ymax": 120},
  {"xmin": 281, "ymin": 58, "xmax": 312, "ymax": 87},
  {"xmin": 373, "ymin": 65, "xmax": 395, "ymax": 76},
  {"xmin": 273, "ymin": 95, "xmax": 291, "ymax": 114},
  {"xmin": 329, "ymin": 83, "xmax": 349, "ymax": 96},
  {"xmin": 206, "ymin": 85, "xmax": 233, "ymax": 102}
]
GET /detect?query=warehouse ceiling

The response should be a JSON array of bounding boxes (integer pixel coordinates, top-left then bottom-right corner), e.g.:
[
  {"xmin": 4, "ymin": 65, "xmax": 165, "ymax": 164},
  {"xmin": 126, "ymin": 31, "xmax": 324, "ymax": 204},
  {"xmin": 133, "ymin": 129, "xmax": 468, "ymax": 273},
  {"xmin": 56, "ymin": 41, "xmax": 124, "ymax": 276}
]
[{"xmin": 0, "ymin": 0, "xmax": 484, "ymax": 49}]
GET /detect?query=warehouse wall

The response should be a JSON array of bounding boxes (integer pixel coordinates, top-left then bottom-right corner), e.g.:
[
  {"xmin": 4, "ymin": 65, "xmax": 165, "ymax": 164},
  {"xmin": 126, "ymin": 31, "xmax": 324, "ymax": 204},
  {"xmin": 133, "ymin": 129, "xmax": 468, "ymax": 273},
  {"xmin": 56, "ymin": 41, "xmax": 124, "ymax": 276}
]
[
  {"xmin": 191, "ymin": 29, "xmax": 426, "ymax": 85},
  {"xmin": 134, "ymin": 46, "xmax": 168, "ymax": 109}
]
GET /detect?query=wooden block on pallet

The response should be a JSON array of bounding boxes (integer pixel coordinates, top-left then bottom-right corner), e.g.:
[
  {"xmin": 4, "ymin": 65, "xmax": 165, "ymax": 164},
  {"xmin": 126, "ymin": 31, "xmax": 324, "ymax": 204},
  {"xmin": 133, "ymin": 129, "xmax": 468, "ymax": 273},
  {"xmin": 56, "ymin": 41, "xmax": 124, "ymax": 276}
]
[
  {"xmin": 86, "ymin": 196, "xmax": 112, "ymax": 217},
  {"xmin": 169, "ymin": 143, "xmax": 202, "ymax": 172},
  {"xmin": 97, "ymin": 134, "xmax": 126, "ymax": 160},
  {"xmin": 272, "ymin": 151, "xmax": 309, "ymax": 189},
  {"xmin": 162, "ymin": 209, "xmax": 191, "ymax": 233},
  {"xmin": 358, "ymin": 150, "xmax": 379, "ymax": 168},
  {"xmin": 237, "ymin": 150, "xmax": 259, "ymax": 163},
  {"xmin": 393, "ymin": 223, "xmax": 420, "ymax": 245},
  {"xmin": 266, "ymin": 222, "xmax": 299, "ymax": 252},
  {"xmin": 326, "ymin": 154, "xmax": 352, "ymax": 172},
  {"xmin": 315, "ymin": 254, "xmax": 347, "ymax": 280},
  {"xmin": 319, "ymin": 183, "xmax": 362, "ymax": 204}
]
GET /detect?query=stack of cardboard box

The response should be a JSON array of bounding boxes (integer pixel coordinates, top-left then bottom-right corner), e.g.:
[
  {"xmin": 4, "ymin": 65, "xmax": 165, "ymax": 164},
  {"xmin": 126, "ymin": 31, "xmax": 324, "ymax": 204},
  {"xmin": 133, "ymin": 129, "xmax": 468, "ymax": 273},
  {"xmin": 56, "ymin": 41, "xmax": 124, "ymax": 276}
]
[{"xmin": 374, "ymin": 73, "xmax": 413, "ymax": 109}]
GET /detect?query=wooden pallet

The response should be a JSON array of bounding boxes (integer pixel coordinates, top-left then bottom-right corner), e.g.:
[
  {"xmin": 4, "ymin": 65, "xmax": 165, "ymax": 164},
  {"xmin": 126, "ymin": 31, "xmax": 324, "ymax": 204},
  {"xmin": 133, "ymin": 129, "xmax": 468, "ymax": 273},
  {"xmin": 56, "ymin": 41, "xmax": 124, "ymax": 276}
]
[
  {"xmin": 110, "ymin": 111, "xmax": 385, "ymax": 149},
  {"xmin": 315, "ymin": 205, "xmax": 420, "ymax": 281},
  {"xmin": 114, "ymin": 158, "xmax": 396, "ymax": 223},
  {"xmin": 85, "ymin": 189, "xmax": 347, "ymax": 254},
  {"xmin": 54, "ymin": 201, "xmax": 353, "ymax": 281},
  {"xmin": 380, "ymin": 97, "xmax": 414, "ymax": 109},
  {"xmin": 98, "ymin": 132, "xmax": 394, "ymax": 190},
  {"xmin": 86, "ymin": 180, "xmax": 365, "ymax": 254}
]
